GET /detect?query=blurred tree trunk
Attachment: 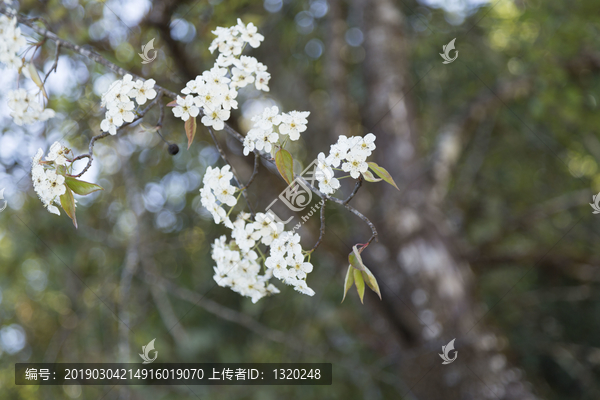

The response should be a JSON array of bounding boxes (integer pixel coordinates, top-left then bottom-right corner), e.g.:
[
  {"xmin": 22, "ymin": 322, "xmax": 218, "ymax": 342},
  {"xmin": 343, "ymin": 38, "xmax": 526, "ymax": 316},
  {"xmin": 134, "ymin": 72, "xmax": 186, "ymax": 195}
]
[{"xmin": 356, "ymin": 0, "xmax": 538, "ymax": 398}]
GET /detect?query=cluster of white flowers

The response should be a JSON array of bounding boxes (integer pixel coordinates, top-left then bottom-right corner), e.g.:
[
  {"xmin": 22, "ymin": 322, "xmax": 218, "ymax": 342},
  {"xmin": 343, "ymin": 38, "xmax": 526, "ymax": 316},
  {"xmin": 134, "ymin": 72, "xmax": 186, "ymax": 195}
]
[
  {"xmin": 242, "ymin": 106, "xmax": 310, "ymax": 155},
  {"xmin": 311, "ymin": 133, "xmax": 377, "ymax": 195},
  {"xmin": 212, "ymin": 233, "xmax": 279, "ymax": 304},
  {"xmin": 196, "ymin": 21, "xmax": 322, "ymax": 302},
  {"xmin": 199, "ymin": 165, "xmax": 239, "ymax": 229},
  {"xmin": 210, "ymin": 18, "xmax": 264, "ymax": 55},
  {"xmin": 172, "ymin": 20, "xmax": 270, "ymax": 131},
  {"xmin": 0, "ymin": 15, "xmax": 25, "ymax": 69},
  {"xmin": 208, "ymin": 210, "xmax": 316, "ymax": 302},
  {"xmin": 263, "ymin": 222, "xmax": 315, "ymax": 296},
  {"xmin": 7, "ymin": 89, "xmax": 56, "ymax": 126},
  {"xmin": 31, "ymin": 142, "xmax": 71, "ymax": 215},
  {"xmin": 100, "ymin": 74, "xmax": 156, "ymax": 135},
  {"xmin": 2, "ymin": 17, "xmax": 57, "ymax": 126}
]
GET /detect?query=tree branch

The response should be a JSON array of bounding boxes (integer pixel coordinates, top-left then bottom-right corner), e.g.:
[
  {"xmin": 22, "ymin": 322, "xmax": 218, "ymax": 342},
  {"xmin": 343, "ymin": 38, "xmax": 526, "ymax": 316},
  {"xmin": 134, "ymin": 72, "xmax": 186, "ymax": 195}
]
[
  {"xmin": 343, "ymin": 177, "xmax": 363, "ymax": 205},
  {"xmin": 68, "ymin": 91, "xmax": 164, "ymax": 178},
  {"xmin": 429, "ymin": 77, "xmax": 532, "ymax": 204},
  {"xmin": 0, "ymin": 5, "xmax": 179, "ymax": 100},
  {"xmin": 3, "ymin": 5, "xmax": 378, "ymax": 245},
  {"xmin": 240, "ymin": 150, "xmax": 260, "ymax": 190},
  {"xmin": 143, "ymin": 271, "xmax": 299, "ymax": 348},
  {"xmin": 308, "ymin": 199, "xmax": 326, "ymax": 253}
]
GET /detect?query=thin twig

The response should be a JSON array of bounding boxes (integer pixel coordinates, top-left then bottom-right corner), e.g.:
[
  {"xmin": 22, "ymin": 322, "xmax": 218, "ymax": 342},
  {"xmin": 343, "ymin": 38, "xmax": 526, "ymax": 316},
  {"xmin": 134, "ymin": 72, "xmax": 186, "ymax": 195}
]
[
  {"xmin": 308, "ymin": 198, "xmax": 326, "ymax": 253},
  {"xmin": 298, "ymin": 176, "xmax": 378, "ymax": 243},
  {"xmin": 68, "ymin": 91, "xmax": 163, "ymax": 178},
  {"xmin": 42, "ymin": 42, "xmax": 60, "ymax": 86},
  {"xmin": 0, "ymin": 6, "xmax": 179, "ymax": 99},
  {"xmin": 143, "ymin": 271, "xmax": 298, "ymax": 347},
  {"xmin": 157, "ymin": 97, "xmax": 165, "ymax": 127},
  {"xmin": 343, "ymin": 177, "xmax": 363, "ymax": 205},
  {"xmin": 240, "ymin": 150, "xmax": 260, "ymax": 190}
]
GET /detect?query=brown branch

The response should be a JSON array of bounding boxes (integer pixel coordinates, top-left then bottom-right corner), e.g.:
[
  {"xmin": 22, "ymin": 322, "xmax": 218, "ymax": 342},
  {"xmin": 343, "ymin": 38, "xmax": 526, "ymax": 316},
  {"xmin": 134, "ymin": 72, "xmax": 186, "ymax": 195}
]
[
  {"xmin": 343, "ymin": 177, "xmax": 363, "ymax": 205},
  {"xmin": 143, "ymin": 271, "xmax": 298, "ymax": 347},
  {"xmin": 298, "ymin": 176, "xmax": 378, "ymax": 242},
  {"xmin": 3, "ymin": 5, "xmax": 378, "ymax": 245},
  {"xmin": 68, "ymin": 91, "xmax": 164, "ymax": 178},
  {"xmin": 429, "ymin": 76, "xmax": 533, "ymax": 203},
  {"xmin": 0, "ymin": 6, "xmax": 179, "ymax": 100},
  {"xmin": 308, "ymin": 198, "xmax": 327, "ymax": 253},
  {"xmin": 240, "ymin": 150, "xmax": 260, "ymax": 190},
  {"xmin": 42, "ymin": 42, "xmax": 60, "ymax": 86}
]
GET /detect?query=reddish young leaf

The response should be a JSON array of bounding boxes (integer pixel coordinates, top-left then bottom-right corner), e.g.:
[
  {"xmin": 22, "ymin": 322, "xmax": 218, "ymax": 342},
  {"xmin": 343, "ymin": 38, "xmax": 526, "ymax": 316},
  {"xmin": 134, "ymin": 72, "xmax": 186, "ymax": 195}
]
[{"xmin": 185, "ymin": 117, "xmax": 197, "ymax": 149}]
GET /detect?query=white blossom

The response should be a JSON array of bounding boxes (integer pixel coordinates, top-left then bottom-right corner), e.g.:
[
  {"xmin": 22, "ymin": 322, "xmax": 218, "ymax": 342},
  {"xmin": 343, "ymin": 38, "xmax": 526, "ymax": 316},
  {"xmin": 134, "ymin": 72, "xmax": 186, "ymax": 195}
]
[
  {"xmin": 236, "ymin": 18, "xmax": 264, "ymax": 48},
  {"xmin": 173, "ymin": 95, "xmax": 199, "ymax": 121},
  {"xmin": 342, "ymin": 152, "xmax": 369, "ymax": 179},
  {"xmin": 279, "ymin": 111, "xmax": 310, "ymax": 141},
  {"xmin": 0, "ymin": 16, "xmax": 26, "ymax": 70},
  {"xmin": 7, "ymin": 89, "xmax": 55, "ymax": 126},
  {"xmin": 230, "ymin": 67, "xmax": 255, "ymax": 89},
  {"xmin": 201, "ymin": 108, "xmax": 230, "ymax": 131},
  {"xmin": 31, "ymin": 145, "xmax": 70, "ymax": 216},
  {"xmin": 46, "ymin": 142, "xmax": 70, "ymax": 166},
  {"xmin": 199, "ymin": 165, "xmax": 238, "ymax": 228},
  {"xmin": 128, "ymin": 78, "xmax": 157, "ymax": 105},
  {"xmin": 255, "ymin": 71, "xmax": 271, "ymax": 92}
]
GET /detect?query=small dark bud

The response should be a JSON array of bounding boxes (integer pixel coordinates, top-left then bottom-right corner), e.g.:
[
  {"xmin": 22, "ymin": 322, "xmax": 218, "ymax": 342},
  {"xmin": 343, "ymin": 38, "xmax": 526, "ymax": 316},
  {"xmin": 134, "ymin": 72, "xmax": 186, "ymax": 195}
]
[{"xmin": 168, "ymin": 143, "xmax": 179, "ymax": 155}]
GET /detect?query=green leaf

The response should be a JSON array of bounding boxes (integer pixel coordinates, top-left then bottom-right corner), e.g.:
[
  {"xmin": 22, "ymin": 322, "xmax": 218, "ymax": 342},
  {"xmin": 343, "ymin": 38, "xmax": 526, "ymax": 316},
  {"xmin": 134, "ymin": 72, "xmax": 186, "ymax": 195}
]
[
  {"xmin": 65, "ymin": 177, "xmax": 103, "ymax": 196},
  {"xmin": 362, "ymin": 170, "xmax": 382, "ymax": 182},
  {"xmin": 28, "ymin": 62, "xmax": 48, "ymax": 100},
  {"xmin": 341, "ymin": 265, "xmax": 355, "ymax": 303},
  {"xmin": 348, "ymin": 245, "xmax": 366, "ymax": 272},
  {"xmin": 361, "ymin": 266, "xmax": 382, "ymax": 300},
  {"xmin": 348, "ymin": 245, "xmax": 382, "ymax": 301},
  {"xmin": 353, "ymin": 268, "xmax": 365, "ymax": 304},
  {"xmin": 368, "ymin": 162, "xmax": 399, "ymax": 190},
  {"xmin": 185, "ymin": 117, "xmax": 197, "ymax": 149},
  {"xmin": 275, "ymin": 149, "xmax": 294, "ymax": 185},
  {"xmin": 60, "ymin": 186, "xmax": 78, "ymax": 229}
]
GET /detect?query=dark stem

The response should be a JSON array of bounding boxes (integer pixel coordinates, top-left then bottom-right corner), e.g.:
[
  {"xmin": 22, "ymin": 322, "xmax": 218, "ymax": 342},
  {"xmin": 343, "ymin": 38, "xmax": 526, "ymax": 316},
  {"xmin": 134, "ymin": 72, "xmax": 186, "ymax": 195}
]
[
  {"xmin": 240, "ymin": 151, "xmax": 260, "ymax": 190},
  {"xmin": 343, "ymin": 177, "xmax": 363, "ymax": 205},
  {"xmin": 42, "ymin": 42, "xmax": 60, "ymax": 86},
  {"xmin": 308, "ymin": 198, "xmax": 327, "ymax": 253},
  {"xmin": 0, "ymin": 6, "xmax": 179, "ymax": 100},
  {"xmin": 68, "ymin": 91, "xmax": 163, "ymax": 178}
]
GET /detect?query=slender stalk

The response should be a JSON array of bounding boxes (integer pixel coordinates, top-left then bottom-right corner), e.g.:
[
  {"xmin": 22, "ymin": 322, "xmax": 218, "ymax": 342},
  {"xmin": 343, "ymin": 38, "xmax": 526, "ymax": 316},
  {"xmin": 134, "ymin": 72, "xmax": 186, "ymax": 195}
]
[{"xmin": 68, "ymin": 92, "xmax": 163, "ymax": 178}]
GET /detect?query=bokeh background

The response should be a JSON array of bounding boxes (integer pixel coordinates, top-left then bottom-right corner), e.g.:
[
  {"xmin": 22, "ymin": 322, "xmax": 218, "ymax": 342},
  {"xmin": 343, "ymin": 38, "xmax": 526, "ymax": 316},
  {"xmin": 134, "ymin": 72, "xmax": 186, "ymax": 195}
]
[{"xmin": 0, "ymin": 0, "xmax": 599, "ymax": 399}]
